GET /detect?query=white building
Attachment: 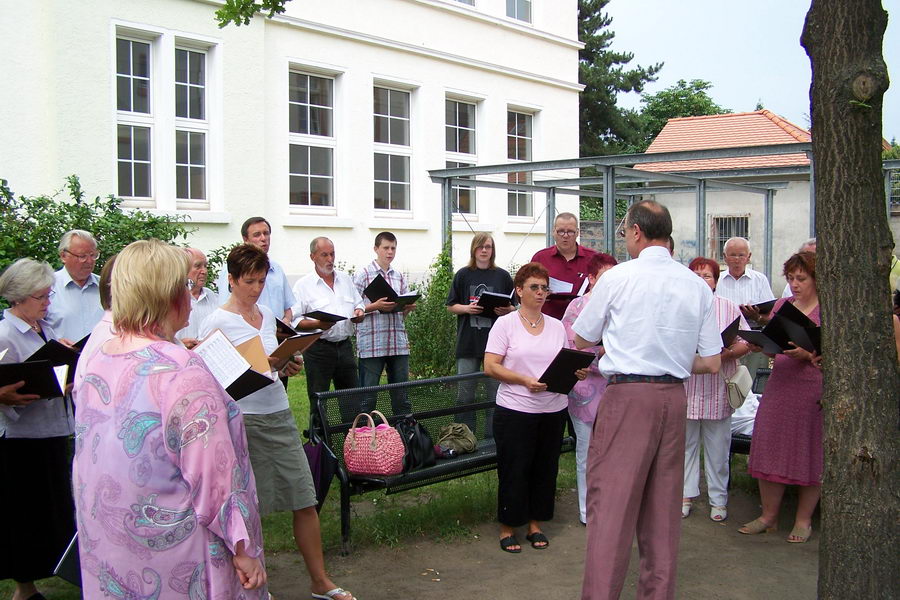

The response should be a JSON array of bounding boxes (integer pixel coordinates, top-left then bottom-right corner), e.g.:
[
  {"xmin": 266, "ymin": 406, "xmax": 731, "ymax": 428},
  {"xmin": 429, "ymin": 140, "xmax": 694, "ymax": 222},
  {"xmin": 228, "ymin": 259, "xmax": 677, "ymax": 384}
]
[{"xmin": 0, "ymin": 0, "xmax": 582, "ymax": 279}]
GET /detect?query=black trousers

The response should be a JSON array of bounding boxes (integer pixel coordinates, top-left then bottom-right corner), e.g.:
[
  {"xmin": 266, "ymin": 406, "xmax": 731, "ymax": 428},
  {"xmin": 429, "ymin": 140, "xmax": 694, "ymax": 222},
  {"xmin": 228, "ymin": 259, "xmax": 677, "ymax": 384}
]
[
  {"xmin": 493, "ymin": 405, "xmax": 567, "ymax": 527},
  {"xmin": 304, "ymin": 338, "xmax": 359, "ymax": 428}
]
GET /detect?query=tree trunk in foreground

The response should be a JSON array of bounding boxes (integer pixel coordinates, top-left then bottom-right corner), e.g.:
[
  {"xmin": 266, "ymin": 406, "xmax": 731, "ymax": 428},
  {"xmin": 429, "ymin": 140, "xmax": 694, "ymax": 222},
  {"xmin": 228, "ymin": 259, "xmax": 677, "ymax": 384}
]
[{"xmin": 801, "ymin": 2, "xmax": 899, "ymax": 598}]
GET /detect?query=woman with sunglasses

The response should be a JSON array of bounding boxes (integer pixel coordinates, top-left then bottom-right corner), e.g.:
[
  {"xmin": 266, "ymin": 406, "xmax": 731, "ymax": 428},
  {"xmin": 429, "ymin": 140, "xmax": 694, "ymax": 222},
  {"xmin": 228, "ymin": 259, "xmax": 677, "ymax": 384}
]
[
  {"xmin": 484, "ymin": 262, "xmax": 587, "ymax": 554},
  {"xmin": 0, "ymin": 258, "xmax": 75, "ymax": 600}
]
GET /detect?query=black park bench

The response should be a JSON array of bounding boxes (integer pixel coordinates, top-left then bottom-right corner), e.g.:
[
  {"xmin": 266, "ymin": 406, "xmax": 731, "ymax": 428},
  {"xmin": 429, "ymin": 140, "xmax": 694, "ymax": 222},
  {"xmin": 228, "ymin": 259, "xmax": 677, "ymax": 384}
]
[{"xmin": 313, "ymin": 372, "xmax": 575, "ymax": 554}]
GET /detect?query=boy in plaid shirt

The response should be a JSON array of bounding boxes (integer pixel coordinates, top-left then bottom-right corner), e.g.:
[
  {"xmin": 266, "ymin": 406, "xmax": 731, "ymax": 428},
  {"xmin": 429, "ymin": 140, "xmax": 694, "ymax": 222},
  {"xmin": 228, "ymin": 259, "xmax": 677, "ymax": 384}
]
[{"xmin": 354, "ymin": 232, "xmax": 415, "ymax": 414}]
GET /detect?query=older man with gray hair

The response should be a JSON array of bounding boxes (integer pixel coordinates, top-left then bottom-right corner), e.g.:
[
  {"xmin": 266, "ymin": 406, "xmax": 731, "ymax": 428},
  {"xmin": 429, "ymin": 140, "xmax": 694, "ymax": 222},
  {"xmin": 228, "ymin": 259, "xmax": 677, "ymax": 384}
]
[
  {"xmin": 177, "ymin": 247, "xmax": 221, "ymax": 349},
  {"xmin": 45, "ymin": 229, "xmax": 104, "ymax": 341}
]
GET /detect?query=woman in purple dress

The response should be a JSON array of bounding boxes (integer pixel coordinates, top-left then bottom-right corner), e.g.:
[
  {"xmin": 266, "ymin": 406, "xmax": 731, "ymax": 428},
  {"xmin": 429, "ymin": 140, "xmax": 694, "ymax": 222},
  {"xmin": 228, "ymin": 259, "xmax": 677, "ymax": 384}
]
[
  {"xmin": 740, "ymin": 251, "xmax": 821, "ymax": 543},
  {"xmin": 72, "ymin": 240, "xmax": 268, "ymax": 598}
]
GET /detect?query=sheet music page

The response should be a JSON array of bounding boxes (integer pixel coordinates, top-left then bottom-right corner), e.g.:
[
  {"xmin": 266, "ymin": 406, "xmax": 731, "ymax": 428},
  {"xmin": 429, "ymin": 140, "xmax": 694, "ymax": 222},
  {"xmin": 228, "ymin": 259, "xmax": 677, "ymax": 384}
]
[
  {"xmin": 193, "ymin": 329, "xmax": 251, "ymax": 389},
  {"xmin": 576, "ymin": 278, "xmax": 590, "ymax": 296},
  {"xmin": 548, "ymin": 277, "xmax": 574, "ymax": 294},
  {"xmin": 53, "ymin": 365, "xmax": 68, "ymax": 393},
  {"xmin": 0, "ymin": 348, "xmax": 6, "ymax": 361}
]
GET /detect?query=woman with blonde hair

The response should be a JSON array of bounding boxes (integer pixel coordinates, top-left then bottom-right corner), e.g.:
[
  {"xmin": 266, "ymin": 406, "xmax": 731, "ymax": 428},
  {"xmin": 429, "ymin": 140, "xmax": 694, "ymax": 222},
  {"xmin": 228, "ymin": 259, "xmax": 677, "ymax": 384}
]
[{"xmin": 72, "ymin": 239, "xmax": 268, "ymax": 598}]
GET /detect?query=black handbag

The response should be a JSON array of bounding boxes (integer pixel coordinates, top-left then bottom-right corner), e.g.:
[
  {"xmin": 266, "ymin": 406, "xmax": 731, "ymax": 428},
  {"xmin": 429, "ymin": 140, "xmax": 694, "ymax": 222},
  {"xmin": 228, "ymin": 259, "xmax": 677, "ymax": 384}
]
[{"xmin": 395, "ymin": 415, "xmax": 436, "ymax": 472}]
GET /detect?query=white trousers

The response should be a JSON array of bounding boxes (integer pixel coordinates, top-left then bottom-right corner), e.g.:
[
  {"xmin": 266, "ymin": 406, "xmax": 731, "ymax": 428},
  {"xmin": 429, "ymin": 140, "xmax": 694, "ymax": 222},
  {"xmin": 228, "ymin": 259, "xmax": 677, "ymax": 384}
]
[
  {"xmin": 682, "ymin": 417, "xmax": 731, "ymax": 507},
  {"xmin": 572, "ymin": 415, "xmax": 593, "ymax": 523}
]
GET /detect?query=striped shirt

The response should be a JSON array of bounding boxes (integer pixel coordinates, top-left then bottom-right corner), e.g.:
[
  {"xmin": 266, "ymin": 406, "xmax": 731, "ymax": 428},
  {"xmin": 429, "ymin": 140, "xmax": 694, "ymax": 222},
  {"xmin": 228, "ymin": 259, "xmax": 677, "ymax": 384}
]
[
  {"xmin": 684, "ymin": 296, "xmax": 749, "ymax": 420},
  {"xmin": 353, "ymin": 260, "xmax": 410, "ymax": 359}
]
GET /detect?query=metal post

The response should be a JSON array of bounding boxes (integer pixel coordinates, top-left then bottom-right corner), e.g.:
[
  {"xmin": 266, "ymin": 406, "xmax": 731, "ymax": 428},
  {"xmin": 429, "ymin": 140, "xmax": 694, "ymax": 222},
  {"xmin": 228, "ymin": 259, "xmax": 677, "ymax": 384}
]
[
  {"xmin": 764, "ymin": 189, "xmax": 775, "ymax": 282},
  {"xmin": 441, "ymin": 177, "xmax": 452, "ymax": 263},
  {"xmin": 808, "ymin": 154, "xmax": 816, "ymax": 237},
  {"xmin": 546, "ymin": 187, "xmax": 556, "ymax": 248},
  {"xmin": 696, "ymin": 179, "xmax": 707, "ymax": 257},
  {"xmin": 603, "ymin": 166, "xmax": 616, "ymax": 254},
  {"xmin": 885, "ymin": 169, "xmax": 893, "ymax": 220}
]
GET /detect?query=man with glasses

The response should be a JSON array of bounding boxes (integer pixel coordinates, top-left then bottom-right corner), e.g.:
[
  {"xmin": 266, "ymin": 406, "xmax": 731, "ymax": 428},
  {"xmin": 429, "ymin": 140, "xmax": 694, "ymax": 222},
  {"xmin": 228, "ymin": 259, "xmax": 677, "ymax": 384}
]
[
  {"xmin": 531, "ymin": 212, "xmax": 598, "ymax": 319},
  {"xmin": 46, "ymin": 229, "xmax": 104, "ymax": 341}
]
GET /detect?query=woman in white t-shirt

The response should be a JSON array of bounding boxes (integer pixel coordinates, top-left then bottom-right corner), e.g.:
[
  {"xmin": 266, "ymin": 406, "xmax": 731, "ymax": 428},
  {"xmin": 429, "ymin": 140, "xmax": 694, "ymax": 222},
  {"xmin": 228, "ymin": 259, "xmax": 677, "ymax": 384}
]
[
  {"xmin": 200, "ymin": 243, "xmax": 356, "ymax": 600},
  {"xmin": 484, "ymin": 262, "xmax": 587, "ymax": 554}
]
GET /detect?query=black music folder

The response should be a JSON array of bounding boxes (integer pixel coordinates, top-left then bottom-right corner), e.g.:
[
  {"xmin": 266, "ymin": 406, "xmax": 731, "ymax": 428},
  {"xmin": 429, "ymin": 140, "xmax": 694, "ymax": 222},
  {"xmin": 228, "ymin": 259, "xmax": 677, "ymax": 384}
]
[
  {"xmin": 303, "ymin": 310, "xmax": 348, "ymax": 323},
  {"xmin": 362, "ymin": 273, "xmax": 420, "ymax": 311},
  {"xmin": 226, "ymin": 369, "xmax": 278, "ymax": 401},
  {"xmin": 476, "ymin": 290, "xmax": 514, "ymax": 314},
  {"xmin": 738, "ymin": 311, "xmax": 820, "ymax": 355},
  {"xmin": 538, "ymin": 348, "xmax": 596, "ymax": 395},
  {"xmin": 0, "ymin": 360, "xmax": 65, "ymax": 398},
  {"xmin": 270, "ymin": 331, "xmax": 323, "ymax": 360},
  {"xmin": 752, "ymin": 299, "xmax": 777, "ymax": 314},
  {"xmin": 721, "ymin": 316, "xmax": 741, "ymax": 347},
  {"xmin": 27, "ymin": 339, "xmax": 80, "ymax": 384}
]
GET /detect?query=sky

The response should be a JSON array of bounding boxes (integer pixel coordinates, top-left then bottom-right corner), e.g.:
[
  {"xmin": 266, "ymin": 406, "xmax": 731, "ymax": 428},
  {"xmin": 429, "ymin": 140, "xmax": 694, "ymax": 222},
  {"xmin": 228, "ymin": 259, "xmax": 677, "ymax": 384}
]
[{"xmin": 603, "ymin": 0, "xmax": 899, "ymax": 143}]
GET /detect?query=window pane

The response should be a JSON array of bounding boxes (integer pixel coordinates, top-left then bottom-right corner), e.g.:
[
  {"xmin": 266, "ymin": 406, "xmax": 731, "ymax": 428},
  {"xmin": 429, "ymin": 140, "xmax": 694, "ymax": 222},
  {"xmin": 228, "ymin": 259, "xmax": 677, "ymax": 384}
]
[
  {"xmin": 176, "ymin": 165, "xmax": 189, "ymax": 198},
  {"xmin": 506, "ymin": 0, "xmax": 516, "ymax": 17},
  {"xmin": 389, "ymin": 90, "xmax": 409, "ymax": 118},
  {"xmin": 507, "ymin": 111, "xmax": 516, "ymax": 134},
  {"xmin": 458, "ymin": 130, "xmax": 471, "ymax": 154},
  {"xmin": 190, "ymin": 132, "xmax": 205, "ymax": 164},
  {"xmin": 133, "ymin": 127, "xmax": 150, "ymax": 161},
  {"xmin": 290, "ymin": 144, "xmax": 309, "ymax": 174},
  {"xmin": 117, "ymin": 76, "xmax": 131, "ymax": 112},
  {"xmin": 308, "ymin": 76, "xmax": 332, "ymax": 107},
  {"xmin": 458, "ymin": 103, "xmax": 473, "ymax": 128},
  {"xmin": 190, "ymin": 166, "xmax": 205, "ymax": 199},
  {"xmin": 517, "ymin": 137, "xmax": 528, "ymax": 161},
  {"xmin": 189, "ymin": 51, "xmax": 204, "ymax": 85},
  {"xmin": 309, "ymin": 176, "xmax": 332, "ymax": 206},
  {"xmin": 189, "ymin": 87, "xmax": 204, "ymax": 120},
  {"xmin": 507, "ymin": 136, "xmax": 516, "ymax": 160},
  {"xmin": 133, "ymin": 79, "xmax": 149, "ymax": 113},
  {"xmin": 309, "ymin": 106, "xmax": 331, "ymax": 136},
  {"xmin": 457, "ymin": 188, "xmax": 472, "ymax": 213},
  {"xmin": 132, "ymin": 42, "xmax": 150, "ymax": 77},
  {"xmin": 309, "ymin": 147, "xmax": 332, "ymax": 176},
  {"xmin": 373, "ymin": 87, "xmax": 389, "ymax": 115},
  {"xmin": 290, "ymin": 175, "xmax": 310, "ymax": 205},
  {"xmin": 117, "ymin": 126, "xmax": 132, "ymax": 159},
  {"xmin": 290, "ymin": 104, "xmax": 307, "ymax": 134},
  {"xmin": 373, "ymin": 153, "xmax": 389, "ymax": 180},
  {"xmin": 389, "ymin": 155, "xmax": 409, "ymax": 182},
  {"xmin": 389, "ymin": 118, "xmax": 408, "ymax": 145},
  {"xmin": 445, "ymin": 100, "xmax": 456, "ymax": 126},
  {"xmin": 374, "ymin": 182, "xmax": 389, "ymax": 209},
  {"xmin": 521, "ymin": 113, "xmax": 532, "ymax": 138},
  {"xmin": 176, "ymin": 131, "xmax": 188, "ymax": 163},
  {"xmin": 134, "ymin": 162, "xmax": 151, "ymax": 197},
  {"xmin": 390, "ymin": 183, "xmax": 408, "ymax": 210},
  {"xmin": 520, "ymin": 0, "xmax": 531, "ymax": 22},
  {"xmin": 116, "ymin": 39, "xmax": 131, "ymax": 75},
  {"xmin": 289, "ymin": 73, "xmax": 308, "ymax": 103},
  {"xmin": 175, "ymin": 49, "xmax": 187, "ymax": 83},
  {"xmin": 374, "ymin": 116, "xmax": 389, "ymax": 143},
  {"xmin": 446, "ymin": 127, "xmax": 456, "ymax": 153},
  {"xmin": 175, "ymin": 85, "xmax": 188, "ymax": 118},
  {"xmin": 118, "ymin": 162, "xmax": 132, "ymax": 196}
]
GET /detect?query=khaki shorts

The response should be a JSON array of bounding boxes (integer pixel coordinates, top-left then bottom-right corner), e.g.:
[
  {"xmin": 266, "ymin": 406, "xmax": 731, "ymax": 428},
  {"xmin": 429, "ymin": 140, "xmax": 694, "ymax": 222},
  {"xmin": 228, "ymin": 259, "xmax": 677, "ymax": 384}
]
[{"xmin": 242, "ymin": 409, "xmax": 316, "ymax": 515}]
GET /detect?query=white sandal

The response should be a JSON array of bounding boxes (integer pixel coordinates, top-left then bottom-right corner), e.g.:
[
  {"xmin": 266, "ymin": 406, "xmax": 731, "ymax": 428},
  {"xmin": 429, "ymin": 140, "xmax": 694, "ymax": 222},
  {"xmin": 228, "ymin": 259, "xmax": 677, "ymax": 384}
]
[
  {"xmin": 681, "ymin": 499, "xmax": 692, "ymax": 519},
  {"xmin": 312, "ymin": 589, "xmax": 356, "ymax": 600},
  {"xmin": 710, "ymin": 505, "xmax": 727, "ymax": 522}
]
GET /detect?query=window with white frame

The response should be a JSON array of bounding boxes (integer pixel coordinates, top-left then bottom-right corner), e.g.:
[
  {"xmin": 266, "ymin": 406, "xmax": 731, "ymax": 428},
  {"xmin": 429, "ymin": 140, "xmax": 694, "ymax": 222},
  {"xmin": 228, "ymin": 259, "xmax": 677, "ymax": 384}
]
[
  {"xmin": 374, "ymin": 86, "xmax": 411, "ymax": 211},
  {"xmin": 507, "ymin": 110, "xmax": 533, "ymax": 217},
  {"xmin": 506, "ymin": 0, "xmax": 532, "ymax": 22},
  {"xmin": 710, "ymin": 215, "xmax": 749, "ymax": 262},
  {"xmin": 114, "ymin": 30, "xmax": 216, "ymax": 210},
  {"xmin": 446, "ymin": 161, "xmax": 475, "ymax": 214},
  {"xmin": 456, "ymin": 0, "xmax": 475, "ymax": 5},
  {"xmin": 446, "ymin": 100, "xmax": 475, "ymax": 155},
  {"xmin": 288, "ymin": 71, "xmax": 335, "ymax": 208}
]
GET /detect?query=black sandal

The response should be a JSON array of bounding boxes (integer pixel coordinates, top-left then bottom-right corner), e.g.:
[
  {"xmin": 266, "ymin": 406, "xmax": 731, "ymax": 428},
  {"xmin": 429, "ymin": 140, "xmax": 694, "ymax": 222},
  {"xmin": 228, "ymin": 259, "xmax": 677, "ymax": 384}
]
[
  {"xmin": 526, "ymin": 531, "xmax": 549, "ymax": 549},
  {"xmin": 499, "ymin": 535, "xmax": 522, "ymax": 553}
]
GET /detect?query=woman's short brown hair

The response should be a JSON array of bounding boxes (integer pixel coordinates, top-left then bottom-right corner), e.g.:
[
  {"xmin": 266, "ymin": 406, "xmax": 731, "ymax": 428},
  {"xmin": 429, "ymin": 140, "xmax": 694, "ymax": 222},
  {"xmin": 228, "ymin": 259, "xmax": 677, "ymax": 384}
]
[
  {"xmin": 783, "ymin": 251, "xmax": 816, "ymax": 280},
  {"xmin": 513, "ymin": 262, "xmax": 550, "ymax": 288},
  {"xmin": 112, "ymin": 240, "xmax": 190, "ymax": 336},
  {"xmin": 227, "ymin": 243, "xmax": 270, "ymax": 281}
]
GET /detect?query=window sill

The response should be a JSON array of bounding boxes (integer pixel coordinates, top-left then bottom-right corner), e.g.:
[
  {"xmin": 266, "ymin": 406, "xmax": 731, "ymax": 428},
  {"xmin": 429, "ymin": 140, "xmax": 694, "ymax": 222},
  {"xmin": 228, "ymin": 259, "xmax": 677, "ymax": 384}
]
[
  {"xmin": 452, "ymin": 221, "xmax": 495, "ymax": 233},
  {"xmin": 283, "ymin": 215, "xmax": 356, "ymax": 229},
  {"xmin": 143, "ymin": 209, "xmax": 232, "ymax": 224},
  {"xmin": 368, "ymin": 218, "xmax": 430, "ymax": 231}
]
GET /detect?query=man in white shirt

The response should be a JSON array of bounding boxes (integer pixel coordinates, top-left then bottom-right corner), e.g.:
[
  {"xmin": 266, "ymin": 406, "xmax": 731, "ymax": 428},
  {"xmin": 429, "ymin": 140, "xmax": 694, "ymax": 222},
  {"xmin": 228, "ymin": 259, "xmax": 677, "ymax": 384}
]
[
  {"xmin": 292, "ymin": 237, "xmax": 365, "ymax": 425},
  {"xmin": 45, "ymin": 229, "xmax": 104, "ymax": 342},
  {"xmin": 573, "ymin": 200, "xmax": 721, "ymax": 600},
  {"xmin": 177, "ymin": 248, "xmax": 220, "ymax": 349},
  {"xmin": 715, "ymin": 237, "xmax": 776, "ymax": 324},
  {"xmin": 781, "ymin": 238, "xmax": 816, "ymax": 298},
  {"xmin": 216, "ymin": 217, "xmax": 294, "ymax": 322}
]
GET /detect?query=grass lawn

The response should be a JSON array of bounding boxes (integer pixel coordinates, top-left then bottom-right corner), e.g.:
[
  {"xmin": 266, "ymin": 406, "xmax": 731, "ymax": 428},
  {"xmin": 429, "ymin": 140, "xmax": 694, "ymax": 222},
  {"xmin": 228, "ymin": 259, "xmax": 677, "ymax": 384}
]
[{"xmin": 1, "ymin": 374, "xmax": 576, "ymax": 598}]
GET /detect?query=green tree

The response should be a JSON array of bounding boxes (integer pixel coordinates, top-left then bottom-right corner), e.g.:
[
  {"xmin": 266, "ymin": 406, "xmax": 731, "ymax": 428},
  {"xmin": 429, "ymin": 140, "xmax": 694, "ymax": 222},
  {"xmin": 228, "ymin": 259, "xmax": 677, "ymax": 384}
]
[
  {"xmin": 578, "ymin": 0, "xmax": 662, "ymax": 157},
  {"xmin": 404, "ymin": 244, "xmax": 456, "ymax": 378},
  {"xmin": 215, "ymin": 0, "xmax": 289, "ymax": 27},
  {"xmin": 633, "ymin": 79, "xmax": 731, "ymax": 152}
]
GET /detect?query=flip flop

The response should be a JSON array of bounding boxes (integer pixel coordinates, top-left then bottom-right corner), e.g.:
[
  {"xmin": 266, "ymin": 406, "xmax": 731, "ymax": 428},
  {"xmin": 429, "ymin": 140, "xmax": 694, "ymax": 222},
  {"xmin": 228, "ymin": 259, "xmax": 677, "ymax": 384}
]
[
  {"xmin": 525, "ymin": 531, "xmax": 549, "ymax": 549},
  {"xmin": 499, "ymin": 535, "xmax": 521, "ymax": 553},
  {"xmin": 311, "ymin": 588, "xmax": 356, "ymax": 600}
]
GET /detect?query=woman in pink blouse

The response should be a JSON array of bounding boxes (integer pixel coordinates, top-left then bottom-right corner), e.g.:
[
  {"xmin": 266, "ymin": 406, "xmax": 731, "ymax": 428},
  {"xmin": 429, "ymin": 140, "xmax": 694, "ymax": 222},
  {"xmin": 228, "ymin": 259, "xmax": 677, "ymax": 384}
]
[
  {"xmin": 682, "ymin": 257, "xmax": 750, "ymax": 522},
  {"xmin": 561, "ymin": 252, "xmax": 617, "ymax": 526},
  {"xmin": 72, "ymin": 240, "xmax": 267, "ymax": 599},
  {"xmin": 484, "ymin": 262, "xmax": 587, "ymax": 554}
]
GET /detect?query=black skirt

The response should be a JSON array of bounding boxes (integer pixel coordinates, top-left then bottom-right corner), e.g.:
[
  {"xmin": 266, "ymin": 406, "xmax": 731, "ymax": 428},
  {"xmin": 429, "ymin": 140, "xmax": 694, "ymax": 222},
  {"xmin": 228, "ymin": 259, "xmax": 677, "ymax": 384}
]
[{"xmin": 0, "ymin": 435, "xmax": 76, "ymax": 582}]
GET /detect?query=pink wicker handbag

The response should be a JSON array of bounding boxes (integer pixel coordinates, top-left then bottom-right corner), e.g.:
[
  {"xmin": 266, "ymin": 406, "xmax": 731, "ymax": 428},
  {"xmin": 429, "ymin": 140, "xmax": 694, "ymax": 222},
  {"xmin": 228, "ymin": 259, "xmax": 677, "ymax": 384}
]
[{"xmin": 344, "ymin": 410, "xmax": 405, "ymax": 476}]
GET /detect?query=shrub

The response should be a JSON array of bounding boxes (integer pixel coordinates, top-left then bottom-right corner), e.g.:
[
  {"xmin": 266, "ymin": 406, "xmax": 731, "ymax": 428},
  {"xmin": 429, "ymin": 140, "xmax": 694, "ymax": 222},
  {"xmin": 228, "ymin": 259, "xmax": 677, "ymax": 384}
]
[{"xmin": 405, "ymin": 243, "xmax": 456, "ymax": 378}]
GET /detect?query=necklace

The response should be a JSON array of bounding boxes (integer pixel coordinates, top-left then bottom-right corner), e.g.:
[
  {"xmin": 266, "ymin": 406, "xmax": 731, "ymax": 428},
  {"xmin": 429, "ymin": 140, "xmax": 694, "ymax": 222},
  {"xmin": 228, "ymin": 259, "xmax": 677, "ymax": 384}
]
[{"xmin": 519, "ymin": 311, "xmax": 544, "ymax": 329}]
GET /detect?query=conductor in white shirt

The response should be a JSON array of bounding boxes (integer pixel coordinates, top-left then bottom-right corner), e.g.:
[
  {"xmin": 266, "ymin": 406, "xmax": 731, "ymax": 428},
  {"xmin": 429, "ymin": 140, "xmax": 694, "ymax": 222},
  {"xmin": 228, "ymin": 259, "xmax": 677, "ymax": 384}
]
[
  {"xmin": 45, "ymin": 229, "xmax": 104, "ymax": 342},
  {"xmin": 573, "ymin": 200, "xmax": 721, "ymax": 600},
  {"xmin": 291, "ymin": 237, "xmax": 365, "ymax": 426}
]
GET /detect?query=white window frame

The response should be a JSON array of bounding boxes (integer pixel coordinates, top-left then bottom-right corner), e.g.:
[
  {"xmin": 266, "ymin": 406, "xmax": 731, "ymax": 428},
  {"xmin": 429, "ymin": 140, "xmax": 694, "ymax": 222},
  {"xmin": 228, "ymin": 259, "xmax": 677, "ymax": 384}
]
[
  {"xmin": 174, "ymin": 44, "xmax": 209, "ymax": 210},
  {"xmin": 506, "ymin": 0, "xmax": 532, "ymax": 23},
  {"xmin": 373, "ymin": 83, "xmax": 414, "ymax": 216},
  {"xmin": 507, "ymin": 109, "xmax": 534, "ymax": 219},
  {"xmin": 112, "ymin": 23, "xmax": 223, "ymax": 219},
  {"xmin": 288, "ymin": 68, "xmax": 338, "ymax": 215}
]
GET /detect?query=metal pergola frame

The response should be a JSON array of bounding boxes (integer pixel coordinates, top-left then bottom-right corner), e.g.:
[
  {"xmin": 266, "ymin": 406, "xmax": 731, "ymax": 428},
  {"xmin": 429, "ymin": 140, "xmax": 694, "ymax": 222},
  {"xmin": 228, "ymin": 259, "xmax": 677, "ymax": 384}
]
[{"xmin": 429, "ymin": 143, "xmax": 900, "ymax": 282}]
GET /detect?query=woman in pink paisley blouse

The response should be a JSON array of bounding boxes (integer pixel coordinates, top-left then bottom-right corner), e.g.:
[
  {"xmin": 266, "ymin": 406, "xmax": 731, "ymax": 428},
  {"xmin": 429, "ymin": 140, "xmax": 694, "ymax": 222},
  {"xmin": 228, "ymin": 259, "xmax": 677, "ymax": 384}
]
[{"xmin": 72, "ymin": 240, "xmax": 268, "ymax": 599}]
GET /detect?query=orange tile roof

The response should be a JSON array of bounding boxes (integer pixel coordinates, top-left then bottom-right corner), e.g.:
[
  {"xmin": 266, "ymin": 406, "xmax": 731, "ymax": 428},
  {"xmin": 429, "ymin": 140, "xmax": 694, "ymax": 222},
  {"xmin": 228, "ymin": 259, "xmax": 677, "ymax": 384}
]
[{"xmin": 642, "ymin": 110, "xmax": 811, "ymax": 172}]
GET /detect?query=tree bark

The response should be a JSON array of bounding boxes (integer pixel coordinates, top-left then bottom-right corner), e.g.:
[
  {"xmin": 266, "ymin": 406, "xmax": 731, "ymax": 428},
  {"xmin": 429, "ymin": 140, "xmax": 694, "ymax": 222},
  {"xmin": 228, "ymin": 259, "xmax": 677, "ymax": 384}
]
[{"xmin": 801, "ymin": 2, "xmax": 899, "ymax": 598}]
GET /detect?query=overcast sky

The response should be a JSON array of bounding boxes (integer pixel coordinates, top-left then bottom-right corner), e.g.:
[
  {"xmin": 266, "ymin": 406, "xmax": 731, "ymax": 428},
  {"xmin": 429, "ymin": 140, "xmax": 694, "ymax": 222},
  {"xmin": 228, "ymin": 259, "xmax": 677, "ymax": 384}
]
[{"xmin": 603, "ymin": 0, "xmax": 899, "ymax": 143}]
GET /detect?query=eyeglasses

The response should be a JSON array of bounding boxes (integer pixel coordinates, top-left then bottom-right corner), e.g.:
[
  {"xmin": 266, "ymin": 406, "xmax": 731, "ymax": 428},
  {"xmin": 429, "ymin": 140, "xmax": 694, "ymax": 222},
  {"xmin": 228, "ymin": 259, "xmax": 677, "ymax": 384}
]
[
  {"xmin": 63, "ymin": 249, "xmax": 99, "ymax": 261},
  {"xmin": 555, "ymin": 230, "xmax": 577, "ymax": 237},
  {"xmin": 30, "ymin": 290, "xmax": 55, "ymax": 301},
  {"xmin": 527, "ymin": 284, "xmax": 551, "ymax": 292},
  {"xmin": 186, "ymin": 279, "xmax": 196, "ymax": 291},
  {"xmin": 476, "ymin": 245, "xmax": 494, "ymax": 251}
]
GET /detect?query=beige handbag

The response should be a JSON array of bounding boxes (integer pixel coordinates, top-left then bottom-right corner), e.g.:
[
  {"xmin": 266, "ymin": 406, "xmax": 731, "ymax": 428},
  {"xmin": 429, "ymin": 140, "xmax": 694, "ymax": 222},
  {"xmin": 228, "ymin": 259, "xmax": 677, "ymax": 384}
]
[{"xmin": 724, "ymin": 365, "xmax": 752, "ymax": 410}]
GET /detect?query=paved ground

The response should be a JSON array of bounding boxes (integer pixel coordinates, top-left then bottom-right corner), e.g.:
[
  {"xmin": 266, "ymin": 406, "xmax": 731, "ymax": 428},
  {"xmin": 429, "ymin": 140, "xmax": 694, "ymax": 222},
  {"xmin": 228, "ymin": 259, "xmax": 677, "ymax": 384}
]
[{"xmin": 265, "ymin": 485, "xmax": 818, "ymax": 599}]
